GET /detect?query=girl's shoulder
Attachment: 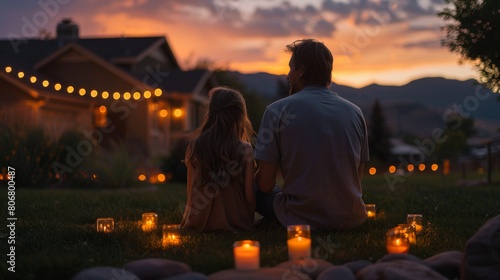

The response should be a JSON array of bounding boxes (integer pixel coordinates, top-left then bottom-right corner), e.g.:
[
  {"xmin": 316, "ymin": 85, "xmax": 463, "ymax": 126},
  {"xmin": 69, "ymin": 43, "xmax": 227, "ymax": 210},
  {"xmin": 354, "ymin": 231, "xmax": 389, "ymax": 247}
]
[{"xmin": 239, "ymin": 141, "xmax": 254, "ymax": 159}]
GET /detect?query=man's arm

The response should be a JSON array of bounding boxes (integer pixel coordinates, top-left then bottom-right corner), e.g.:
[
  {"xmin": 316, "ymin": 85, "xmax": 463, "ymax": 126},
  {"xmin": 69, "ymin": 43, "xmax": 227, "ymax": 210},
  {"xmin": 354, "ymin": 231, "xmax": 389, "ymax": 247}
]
[{"xmin": 255, "ymin": 160, "xmax": 279, "ymax": 193}]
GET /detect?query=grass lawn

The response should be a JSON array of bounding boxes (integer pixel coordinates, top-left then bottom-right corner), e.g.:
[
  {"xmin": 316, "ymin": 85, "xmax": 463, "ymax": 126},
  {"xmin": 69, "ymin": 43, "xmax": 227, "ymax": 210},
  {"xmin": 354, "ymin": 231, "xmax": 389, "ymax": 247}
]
[{"xmin": 1, "ymin": 171, "xmax": 500, "ymax": 280}]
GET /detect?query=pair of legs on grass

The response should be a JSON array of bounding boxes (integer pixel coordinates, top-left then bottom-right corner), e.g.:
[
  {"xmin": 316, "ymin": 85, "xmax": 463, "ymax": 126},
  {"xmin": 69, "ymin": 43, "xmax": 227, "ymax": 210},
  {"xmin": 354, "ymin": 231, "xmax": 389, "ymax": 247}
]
[{"xmin": 255, "ymin": 185, "xmax": 281, "ymax": 225}]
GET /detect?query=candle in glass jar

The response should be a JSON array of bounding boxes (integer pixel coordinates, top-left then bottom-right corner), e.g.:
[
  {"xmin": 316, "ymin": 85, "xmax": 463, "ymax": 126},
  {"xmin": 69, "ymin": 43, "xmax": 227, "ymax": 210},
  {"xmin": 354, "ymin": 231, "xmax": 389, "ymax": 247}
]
[
  {"xmin": 162, "ymin": 224, "xmax": 181, "ymax": 246},
  {"xmin": 287, "ymin": 225, "xmax": 311, "ymax": 260},
  {"xmin": 233, "ymin": 240, "xmax": 260, "ymax": 270},
  {"xmin": 386, "ymin": 226, "xmax": 410, "ymax": 254},
  {"xmin": 398, "ymin": 223, "xmax": 417, "ymax": 245},
  {"xmin": 365, "ymin": 204, "xmax": 376, "ymax": 218},
  {"xmin": 141, "ymin": 212, "xmax": 158, "ymax": 232},
  {"xmin": 96, "ymin": 218, "xmax": 114, "ymax": 233},
  {"xmin": 407, "ymin": 214, "xmax": 423, "ymax": 233}
]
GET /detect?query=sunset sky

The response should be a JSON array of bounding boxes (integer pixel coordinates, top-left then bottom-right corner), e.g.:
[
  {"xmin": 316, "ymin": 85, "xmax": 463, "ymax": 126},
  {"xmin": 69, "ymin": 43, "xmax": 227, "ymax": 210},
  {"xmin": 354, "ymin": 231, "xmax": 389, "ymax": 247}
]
[{"xmin": 0, "ymin": 0, "xmax": 478, "ymax": 88}]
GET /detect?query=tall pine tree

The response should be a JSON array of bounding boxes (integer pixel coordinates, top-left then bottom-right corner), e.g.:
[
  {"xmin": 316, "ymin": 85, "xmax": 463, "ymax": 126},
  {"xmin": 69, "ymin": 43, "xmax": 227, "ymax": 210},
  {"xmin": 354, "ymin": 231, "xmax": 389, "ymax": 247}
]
[{"xmin": 368, "ymin": 99, "xmax": 392, "ymax": 162}]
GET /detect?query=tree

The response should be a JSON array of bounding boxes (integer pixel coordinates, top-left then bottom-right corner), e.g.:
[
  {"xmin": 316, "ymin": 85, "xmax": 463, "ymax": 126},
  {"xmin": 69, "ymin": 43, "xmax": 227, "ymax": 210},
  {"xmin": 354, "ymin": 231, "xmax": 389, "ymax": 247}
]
[
  {"xmin": 435, "ymin": 113, "xmax": 477, "ymax": 160},
  {"xmin": 368, "ymin": 99, "xmax": 392, "ymax": 162},
  {"xmin": 439, "ymin": 0, "xmax": 500, "ymax": 92}
]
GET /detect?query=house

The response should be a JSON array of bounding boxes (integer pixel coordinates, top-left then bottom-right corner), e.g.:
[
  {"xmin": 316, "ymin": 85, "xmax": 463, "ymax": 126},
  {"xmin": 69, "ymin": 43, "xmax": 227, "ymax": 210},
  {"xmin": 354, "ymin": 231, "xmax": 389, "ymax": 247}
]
[{"xmin": 0, "ymin": 19, "xmax": 216, "ymax": 158}]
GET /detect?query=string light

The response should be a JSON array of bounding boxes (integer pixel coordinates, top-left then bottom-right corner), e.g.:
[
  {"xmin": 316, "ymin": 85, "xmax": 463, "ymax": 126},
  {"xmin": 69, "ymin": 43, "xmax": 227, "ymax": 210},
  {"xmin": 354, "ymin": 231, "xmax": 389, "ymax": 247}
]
[
  {"xmin": 173, "ymin": 108, "xmax": 183, "ymax": 118},
  {"xmin": 3, "ymin": 66, "xmax": 164, "ymax": 100},
  {"xmin": 159, "ymin": 109, "xmax": 168, "ymax": 118},
  {"xmin": 99, "ymin": 105, "xmax": 107, "ymax": 113},
  {"xmin": 154, "ymin": 88, "xmax": 162, "ymax": 96}
]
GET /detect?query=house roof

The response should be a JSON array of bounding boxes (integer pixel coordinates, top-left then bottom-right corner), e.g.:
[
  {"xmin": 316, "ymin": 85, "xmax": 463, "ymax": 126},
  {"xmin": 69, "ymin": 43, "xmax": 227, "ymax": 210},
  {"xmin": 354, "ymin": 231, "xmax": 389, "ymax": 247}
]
[
  {"xmin": 0, "ymin": 36, "xmax": 178, "ymax": 70},
  {"xmin": 0, "ymin": 36, "xmax": 213, "ymax": 99}
]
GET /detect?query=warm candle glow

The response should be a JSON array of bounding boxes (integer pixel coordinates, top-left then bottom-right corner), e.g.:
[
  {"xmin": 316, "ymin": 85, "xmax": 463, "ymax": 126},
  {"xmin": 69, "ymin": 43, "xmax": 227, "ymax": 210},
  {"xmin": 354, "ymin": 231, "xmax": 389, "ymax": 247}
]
[
  {"xmin": 386, "ymin": 227, "xmax": 410, "ymax": 254},
  {"xmin": 287, "ymin": 225, "xmax": 311, "ymax": 260},
  {"xmin": 162, "ymin": 224, "xmax": 181, "ymax": 246},
  {"xmin": 97, "ymin": 218, "xmax": 114, "ymax": 233},
  {"xmin": 365, "ymin": 204, "xmax": 376, "ymax": 218},
  {"xmin": 141, "ymin": 213, "xmax": 158, "ymax": 232},
  {"xmin": 407, "ymin": 214, "xmax": 423, "ymax": 233},
  {"xmin": 233, "ymin": 240, "xmax": 260, "ymax": 270}
]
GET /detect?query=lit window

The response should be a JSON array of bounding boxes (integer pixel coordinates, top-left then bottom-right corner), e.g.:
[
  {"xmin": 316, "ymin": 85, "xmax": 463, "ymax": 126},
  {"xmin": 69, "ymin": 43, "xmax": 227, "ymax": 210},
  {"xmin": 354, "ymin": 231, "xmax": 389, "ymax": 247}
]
[{"xmin": 94, "ymin": 106, "xmax": 107, "ymax": 127}]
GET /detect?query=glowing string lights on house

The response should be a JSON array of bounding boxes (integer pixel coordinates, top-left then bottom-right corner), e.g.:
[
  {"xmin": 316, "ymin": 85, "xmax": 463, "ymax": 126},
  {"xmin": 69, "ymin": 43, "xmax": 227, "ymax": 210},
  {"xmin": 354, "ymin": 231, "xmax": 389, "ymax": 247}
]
[{"xmin": 4, "ymin": 66, "xmax": 163, "ymax": 100}]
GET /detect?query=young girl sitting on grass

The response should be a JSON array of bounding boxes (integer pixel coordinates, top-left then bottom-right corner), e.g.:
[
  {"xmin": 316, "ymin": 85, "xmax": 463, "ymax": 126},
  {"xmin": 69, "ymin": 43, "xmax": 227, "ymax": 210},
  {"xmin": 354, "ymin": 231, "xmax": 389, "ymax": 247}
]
[{"xmin": 181, "ymin": 87, "xmax": 256, "ymax": 232}]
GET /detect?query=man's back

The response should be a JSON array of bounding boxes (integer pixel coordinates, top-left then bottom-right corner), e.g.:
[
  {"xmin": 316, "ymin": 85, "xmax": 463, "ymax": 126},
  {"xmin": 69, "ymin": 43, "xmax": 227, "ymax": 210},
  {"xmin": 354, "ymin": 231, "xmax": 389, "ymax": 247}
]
[{"xmin": 255, "ymin": 86, "xmax": 369, "ymax": 229}]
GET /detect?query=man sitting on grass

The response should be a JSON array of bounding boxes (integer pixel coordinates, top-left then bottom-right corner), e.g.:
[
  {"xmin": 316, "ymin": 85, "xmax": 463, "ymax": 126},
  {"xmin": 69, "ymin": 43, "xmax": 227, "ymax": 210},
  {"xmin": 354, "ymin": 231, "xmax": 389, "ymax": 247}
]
[{"xmin": 254, "ymin": 39, "xmax": 370, "ymax": 230}]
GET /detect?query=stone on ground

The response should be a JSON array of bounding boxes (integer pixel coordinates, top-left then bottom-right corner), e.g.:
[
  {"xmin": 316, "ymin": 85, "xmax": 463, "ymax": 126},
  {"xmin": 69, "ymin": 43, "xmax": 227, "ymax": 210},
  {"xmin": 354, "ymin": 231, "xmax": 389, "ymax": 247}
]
[
  {"xmin": 317, "ymin": 265, "xmax": 355, "ymax": 280},
  {"xmin": 276, "ymin": 258, "xmax": 334, "ymax": 279},
  {"xmin": 123, "ymin": 258, "xmax": 191, "ymax": 280}
]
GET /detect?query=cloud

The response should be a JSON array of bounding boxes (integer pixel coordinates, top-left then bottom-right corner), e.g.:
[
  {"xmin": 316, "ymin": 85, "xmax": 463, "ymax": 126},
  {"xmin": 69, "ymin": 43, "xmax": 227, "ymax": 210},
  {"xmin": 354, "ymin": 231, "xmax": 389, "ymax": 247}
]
[{"xmin": 403, "ymin": 39, "xmax": 441, "ymax": 49}]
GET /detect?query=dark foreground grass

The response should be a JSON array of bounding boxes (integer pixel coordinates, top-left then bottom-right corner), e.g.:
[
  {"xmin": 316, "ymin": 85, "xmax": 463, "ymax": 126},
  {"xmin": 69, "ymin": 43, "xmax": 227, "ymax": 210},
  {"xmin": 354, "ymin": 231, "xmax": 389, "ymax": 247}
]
[{"xmin": 1, "ymin": 172, "xmax": 500, "ymax": 280}]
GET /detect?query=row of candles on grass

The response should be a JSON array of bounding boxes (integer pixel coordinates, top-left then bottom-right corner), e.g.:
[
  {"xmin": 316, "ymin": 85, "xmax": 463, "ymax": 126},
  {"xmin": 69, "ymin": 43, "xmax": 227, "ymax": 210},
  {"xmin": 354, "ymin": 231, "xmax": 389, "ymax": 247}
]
[
  {"xmin": 96, "ymin": 213, "xmax": 181, "ymax": 246},
  {"xmin": 365, "ymin": 204, "xmax": 423, "ymax": 254},
  {"xmin": 96, "ymin": 207, "xmax": 423, "ymax": 271}
]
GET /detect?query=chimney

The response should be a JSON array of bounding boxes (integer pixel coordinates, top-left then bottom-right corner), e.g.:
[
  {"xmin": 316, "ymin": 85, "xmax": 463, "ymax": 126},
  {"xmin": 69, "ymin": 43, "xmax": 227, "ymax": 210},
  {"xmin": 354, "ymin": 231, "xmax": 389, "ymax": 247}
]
[{"xmin": 56, "ymin": 18, "xmax": 79, "ymax": 41}]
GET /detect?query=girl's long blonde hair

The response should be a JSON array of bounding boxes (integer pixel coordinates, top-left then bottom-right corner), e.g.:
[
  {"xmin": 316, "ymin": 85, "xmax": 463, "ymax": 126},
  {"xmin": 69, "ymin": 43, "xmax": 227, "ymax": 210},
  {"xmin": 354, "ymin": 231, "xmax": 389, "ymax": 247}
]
[{"xmin": 186, "ymin": 87, "xmax": 254, "ymax": 186}]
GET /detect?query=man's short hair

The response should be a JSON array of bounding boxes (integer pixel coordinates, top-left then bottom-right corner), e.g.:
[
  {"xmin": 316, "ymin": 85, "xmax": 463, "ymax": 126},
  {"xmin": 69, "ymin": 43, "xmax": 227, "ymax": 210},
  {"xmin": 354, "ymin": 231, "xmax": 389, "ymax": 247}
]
[{"xmin": 286, "ymin": 39, "xmax": 333, "ymax": 87}]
